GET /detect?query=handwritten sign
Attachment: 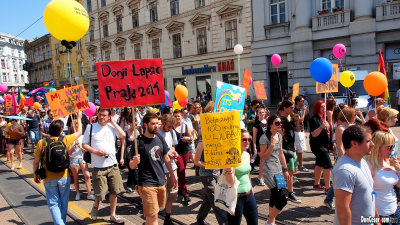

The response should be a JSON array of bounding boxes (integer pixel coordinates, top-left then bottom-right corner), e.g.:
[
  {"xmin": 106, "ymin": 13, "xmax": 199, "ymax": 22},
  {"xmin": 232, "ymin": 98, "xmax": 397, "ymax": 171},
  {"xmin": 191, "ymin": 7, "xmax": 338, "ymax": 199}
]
[
  {"xmin": 200, "ymin": 111, "xmax": 242, "ymax": 169},
  {"xmin": 45, "ymin": 85, "xmax": 90, "ymax": 119},
  {"xmin": 214, "ymin": 81, "xmax": 246, "ymax": 118},
  {"xmin": 242, "ymin": 69, "xmax": 251, "ymax": 98},
  {"xmin": 253, "ymin": 80, "xmax": 268, "ymax": 100},
  {"xmin": 4, "ymin": 99, "xmax": 12, "ymax": 116},
  {"xmin": 292, "ymin": 83, "xmax": 299, "ymax": 102},
  {"xmin": 316, "ymin": 64, "xmax": 339, "ymax": 94},
  {"xmin": 96, "ymin": 59, "xmax": 165, "ymax": 108}
]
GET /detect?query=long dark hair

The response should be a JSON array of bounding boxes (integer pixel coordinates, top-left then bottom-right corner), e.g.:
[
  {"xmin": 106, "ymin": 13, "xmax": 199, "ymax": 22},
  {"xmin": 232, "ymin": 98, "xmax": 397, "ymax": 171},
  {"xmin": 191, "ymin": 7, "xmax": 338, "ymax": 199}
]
[{"xmin": 265, "ymin": 114, "xmax": 279, "ymax": 142}]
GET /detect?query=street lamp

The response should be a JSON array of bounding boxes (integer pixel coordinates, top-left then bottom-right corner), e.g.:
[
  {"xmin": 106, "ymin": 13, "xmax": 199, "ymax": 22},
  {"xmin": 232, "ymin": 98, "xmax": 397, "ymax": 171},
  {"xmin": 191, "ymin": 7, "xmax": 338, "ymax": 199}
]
[{"xmin": 234, "ymin": 44, "xmax": 243, "ymax": 86}]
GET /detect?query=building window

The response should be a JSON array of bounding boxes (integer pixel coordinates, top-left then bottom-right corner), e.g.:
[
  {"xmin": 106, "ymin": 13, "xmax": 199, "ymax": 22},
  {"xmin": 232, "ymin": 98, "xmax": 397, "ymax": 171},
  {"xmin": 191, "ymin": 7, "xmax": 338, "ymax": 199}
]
[
  {"xmin": 90, "ymin": 25, "xmax": 95, "ymax": 41},
  {"xmin": 225, "ymin": 20, "xmax": 237, "ymax": 50},
  {"xmin": 172, "ymin": 33, "xmax": 182, "ymax": 58},
  {"xmin": 2, "ymin": 73, "xmax": 6, "ymax": 82},
  {"xmin": 14, "ymin": 74, "xmax": 18, "ymax": 83},
  {"xmin": 0, "ymin": 47, "xmax": 2, "ymax": 55},
  {"xmin": 19, "ymin": 60, "xmax": 23, "ymax": 70},
  {"xmin": 134, "ymin": 43, "xmax": 141, "ymax": 59},
  {"xmin": 1, "ymin": 59, "xmax": 5, "ymax": 69},
  {"xmin": 335, "ymin": 0, "xmax": 344, "ymax": 9},
  {"xmin": 118, "ymin": 47, "xmax": 125, "ymax": 60},
  {"xmin": 322, "ymin": 0, "xmax": 331, "ymax": 11},
  {"xmin": 197, "ymin": 27, "xmax": 207, "ymax": 54},
  {"xmin": 79, "ymin": 62, "xmax": 84, "ymax": 76},
  {"xmin": 43, "ymin": 48, "xmax": 46, "ymax": 60},
  {"xmin": 170, "ymin": 0, "xmax": 179, "ymax": 16},
  {"xmin": 132, "ymin": 9, "xmax": 139, "ymax": 27},
  {"xmin": 173, "ymin": 78, "xmax": 187, "ymax": 89},
  {"xmin": 196, "ymin": 76, "xmax": 211, "ymax": 101},
  {"xmin": 223, "ymin": 74, "xmax": 239, "ymax": 86},
  {"xmin": 48, "ymin": 47, "xmax": 51, "ymax": 58},
  {"xmin": 87, "ymin": 0, "xmax": 92, "ymax": 12},
  {"xmin": 105, "ymin": 50, "xmax": 111, "ymax": 61},
  {"xmin": 152, "ymin": 39, "xmax": 160, "ymax": 58},
  {"xmin": 77, "ymin": 40, "xmax": 82, "ymax": 50},
  {"xmin": 116, "ymin": 15, "xmax": 123, "ymax": 32},
  {"xmin": 103, "ymin": 22, "xmax": 109, "ymax": 37},
  {"xmin": 271, "ymin": 0, "xmax": 285, "ymax": 24},
  {"xmin": 20, "ymin": 74, "xmax": 24, "ymax": 83},
  {"xmin": 195, "ymin": 0, "xmax": 205, "ymax": 8},
  {"xmin": 149, "ymin": 1, "xmax": 158, "ymax": 22},
  {"xmin": 58, "ymin": 67, "xmax": 61, "ymax": 80},
  {"xmin": 12, "ymin": 60, "xmax": 17, "ymax": 71},
  {"xmin": 101, "ymin": 0, "xmax": 106, "ymax": 7},
  {"xmin": 67, "ymin": 63, "xmax": 72, "ymax": 78},
  {"xmin": 55, "ymin": 44, "xmax": 60, "ymax": 56}
]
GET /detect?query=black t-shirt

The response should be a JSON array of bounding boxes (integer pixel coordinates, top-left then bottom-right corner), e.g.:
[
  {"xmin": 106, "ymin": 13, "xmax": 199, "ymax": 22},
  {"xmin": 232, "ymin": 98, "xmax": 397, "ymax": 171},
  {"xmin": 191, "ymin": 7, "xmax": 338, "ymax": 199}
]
[
  {"xmin": 135, "ymin": 135, "xmax": 169, "ymax": 187},
  {"xmin": 294, "ymin": 107, "xmax": 304, "ymax": 132},
  {"xmin": 254, "ymin": 118, "xmax": 267, "ymax": 146},
  {"xmin": 309, "ymin": 115, "xmax": 330, "ymax": 150},
  {"xmin": 27, "ymin": 114, "xmax": 40, "ymax": 130},
  {"xmin": 281, "ymin": 116, "xmax": 295, "ymax": 151},
  {"xmin": 174, "ymin": 124, "xmax": 189, "ymax": 155}
]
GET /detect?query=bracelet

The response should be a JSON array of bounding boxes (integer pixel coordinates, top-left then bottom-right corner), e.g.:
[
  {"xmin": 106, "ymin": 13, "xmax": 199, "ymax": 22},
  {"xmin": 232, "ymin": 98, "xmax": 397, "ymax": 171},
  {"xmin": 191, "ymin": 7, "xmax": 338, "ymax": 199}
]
[
  {"xmin": 282, "ymin": 168, "xmax": 288, "ymax": 172},
  {"xmin": 224, "ymin": 171, "xmax": 233, "ymax": 175}
]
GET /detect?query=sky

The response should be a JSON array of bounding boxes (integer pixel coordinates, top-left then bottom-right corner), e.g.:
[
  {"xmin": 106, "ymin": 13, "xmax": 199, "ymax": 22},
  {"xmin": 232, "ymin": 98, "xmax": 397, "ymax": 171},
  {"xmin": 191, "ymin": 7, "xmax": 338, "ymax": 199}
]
[{"xmin": 0, "ymin": 0, "xmax": 53, "ymax": 41}]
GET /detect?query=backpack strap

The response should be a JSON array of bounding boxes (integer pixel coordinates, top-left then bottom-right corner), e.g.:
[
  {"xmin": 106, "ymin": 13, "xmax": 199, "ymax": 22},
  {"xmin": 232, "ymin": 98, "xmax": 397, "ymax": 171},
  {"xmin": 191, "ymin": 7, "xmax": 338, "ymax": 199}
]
[
  {"xmin": 89, "ymin": 124, "xmax": 93, "ymax": 146},
  {"xmin": 40, "ymin": 138, "xmax": 46, "ymax": 166}
]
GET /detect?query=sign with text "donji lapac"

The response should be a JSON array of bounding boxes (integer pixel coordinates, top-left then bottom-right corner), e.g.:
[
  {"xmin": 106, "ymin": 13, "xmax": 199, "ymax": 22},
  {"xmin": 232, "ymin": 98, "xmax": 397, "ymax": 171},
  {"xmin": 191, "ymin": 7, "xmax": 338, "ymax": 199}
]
[
  {"xmin": 200, "ymin": 111, "xmax": 242, "ymax": 169},
  {"xmin": 45, "ymin": 85, "xmax": 90, "ymax": 119},
  {"xmin": 96, "ymin": 59, "xmax": 165, "ymax": 108}
]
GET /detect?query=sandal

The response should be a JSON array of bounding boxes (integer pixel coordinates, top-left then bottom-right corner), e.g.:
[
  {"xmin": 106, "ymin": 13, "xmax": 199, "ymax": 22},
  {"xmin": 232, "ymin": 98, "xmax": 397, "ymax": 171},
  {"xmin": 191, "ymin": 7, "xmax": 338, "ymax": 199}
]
[
  {"xmin": 90, "ymin": 207, "xmax": 99, "ymax": 221},
  {"xmin": 110, "ymin": 215, "xmax": 124, "ymax": 224},
  {"xmin": 10, "ymin": 165, "xmax": 15, "ymax": 171}
]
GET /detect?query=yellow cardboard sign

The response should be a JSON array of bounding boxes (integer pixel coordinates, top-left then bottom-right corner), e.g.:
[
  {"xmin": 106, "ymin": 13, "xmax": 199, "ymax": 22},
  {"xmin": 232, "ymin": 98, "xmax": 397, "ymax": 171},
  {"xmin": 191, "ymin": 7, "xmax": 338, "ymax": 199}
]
[
  {"xmin": 200, "ymin": 111, "xmax": 242, "ymax": 169},
  {"xmin": 292, "ymin": 83, "xmax": 299, "ymax": 102},
  {"xmin": 45, "ymin": 85, "xmax": 90, "ymax": 119},
  {"xmin": 316, "ymin": 64, "xmax": 339, "ymax": 94}
]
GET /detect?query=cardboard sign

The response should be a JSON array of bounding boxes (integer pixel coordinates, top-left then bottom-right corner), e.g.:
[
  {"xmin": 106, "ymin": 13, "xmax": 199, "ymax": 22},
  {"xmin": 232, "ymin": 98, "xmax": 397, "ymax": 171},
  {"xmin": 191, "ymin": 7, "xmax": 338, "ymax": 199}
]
[
  {"xmin": 316, "ymin": 64, "xmax": 339, "ymax": 94},
  {"xmin": 96, "ymin": 59, "xmax": 165, "ymax": 108},
  {"xmin": 253, "ymin": 80, "xmax": 268, "ymax": 100},
  {"xmin": 4, "ymin": 99, "xmax": 12, "ymax": 116},
  {"xmin": 200, "ymin": 111, "xmax": 242, "ymax": 169},
  {"xmin": 214, "ymin": 81, "xmax": 246, "ymax": 118},
  {"xmin": 292, "ymin": 83, "xmax": 299, "ymax": 102},
  {"xmin": 45, "ymin": 85, "xmax": 90, "ymax": 119},
  {"xmin": 242, "ymin": 69, "xmax": 251, "ymax": 98}
]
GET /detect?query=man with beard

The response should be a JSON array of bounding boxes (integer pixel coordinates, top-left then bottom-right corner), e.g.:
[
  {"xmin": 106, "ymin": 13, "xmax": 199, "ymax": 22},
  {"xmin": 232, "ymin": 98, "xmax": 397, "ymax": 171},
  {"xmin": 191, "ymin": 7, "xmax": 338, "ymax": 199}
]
[
  {"xmin": 82, "ymin": 109, "xmax": 126, "ymax": 224},
  {"xmin": 130, "ymin": 112, "xmax": 177, "ymax": 225}
]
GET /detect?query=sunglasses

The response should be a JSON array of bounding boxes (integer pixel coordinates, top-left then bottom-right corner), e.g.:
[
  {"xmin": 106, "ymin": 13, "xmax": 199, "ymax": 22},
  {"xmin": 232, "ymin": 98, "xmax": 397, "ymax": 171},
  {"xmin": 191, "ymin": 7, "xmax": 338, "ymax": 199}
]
[
  {"xmin": 274, "ymin": 121, "xmax": 282, "ymax": 126},
  {"xmin": 386, "ymin": 145, "xmax": 395, "ymax": 150},
  {"xmin": 241, "ymin": 138, "xmax": 252, "ymax": 142}
]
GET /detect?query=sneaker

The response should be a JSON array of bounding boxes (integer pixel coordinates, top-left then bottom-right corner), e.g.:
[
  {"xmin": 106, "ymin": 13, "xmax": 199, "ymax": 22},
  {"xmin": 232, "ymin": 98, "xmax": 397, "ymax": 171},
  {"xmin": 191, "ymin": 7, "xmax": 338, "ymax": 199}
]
[
  {"xmin": 18, "ymin": 163, "xmax": 22, "ymax": 169},
  {"xmin": 183, "ymin": 195, "xmax": 191, "ymax": 203},
  {"xmin": 324, "ymin": 201, "xmax": 335, "ymax": 210},
  {"xmin": 126, "ymin": 187, "xmax": 134, "ymax": 193},
  {"xmin": 90, "ymin": 207, "xmax": 99, "ymax": 221},
  {"xmin": 257, "ymin": 178, "xmax": 266, "ymax": 186},
  {"xmin": 75, "ymin": 192, "xmax": 81, "ymax": 201},
  {"xmin": 110, "ymin": 215, "xmax": 124, "ymax": 224},
  {"xmin": 287, "ymin": 192, "xmax": 301, "ymax": 203},
  {"xmin": 87, "ymin": 194, "xmax": 95, "ymax": 200},
  {"xmin": 298, "ymin": 166, "xmax": 309, "ymax": 172},
  {"xmin": 265, "ymin": 222, "xmax": 276, "ymax": 225},
  {"xmin": 293, "ymin": 178, "xmax": 299, "ymax": 183},
  {"xmin": 251, "ymin": 169, "xmax": 259, "ymax": 175},
  {"xmin": 313, "ymin": 184, "xmax": 324, "ymax": 189}
]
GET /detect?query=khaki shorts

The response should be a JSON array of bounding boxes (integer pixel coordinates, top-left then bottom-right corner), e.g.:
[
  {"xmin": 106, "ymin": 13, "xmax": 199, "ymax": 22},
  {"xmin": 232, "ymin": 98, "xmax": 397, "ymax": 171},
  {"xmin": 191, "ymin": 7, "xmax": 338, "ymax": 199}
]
[
  {"xmin": 137, "ymin": 185, "xmax": 166, "ymax": 218},
  {"xmin": 92, "ymin": 164, "xmax": 124, "ymax": 201},
  {"xmin": 165, "ymin": 170, "xmax": 178, "ymax": 202}
]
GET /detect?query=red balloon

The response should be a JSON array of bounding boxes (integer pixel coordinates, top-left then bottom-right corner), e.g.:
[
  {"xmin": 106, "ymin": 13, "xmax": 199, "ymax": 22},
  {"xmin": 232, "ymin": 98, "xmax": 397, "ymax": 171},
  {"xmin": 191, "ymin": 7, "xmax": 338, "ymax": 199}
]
[{"xmin": 178, "ymin": 98, "xmax": 188, "ymax": 107}]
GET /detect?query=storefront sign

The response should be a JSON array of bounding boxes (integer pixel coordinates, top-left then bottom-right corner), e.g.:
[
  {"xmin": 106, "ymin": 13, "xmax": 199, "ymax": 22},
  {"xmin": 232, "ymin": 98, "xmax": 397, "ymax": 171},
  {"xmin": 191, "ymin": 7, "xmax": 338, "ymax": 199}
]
[
  {"xmin": 182, "ymin": 65, "xmax": 216, "ymax": 75},
  {"xmin": 217, "ymin": 60, "xmax": 235, "ymax": 72}
]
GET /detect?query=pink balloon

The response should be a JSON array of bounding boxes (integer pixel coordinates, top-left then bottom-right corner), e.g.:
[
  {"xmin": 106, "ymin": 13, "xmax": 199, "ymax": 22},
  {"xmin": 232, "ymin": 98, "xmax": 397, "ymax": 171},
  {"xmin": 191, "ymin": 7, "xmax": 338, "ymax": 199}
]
[
  {"xmin": 178, "ymin": 98, "xmax": 188, "ymax": 107},
  {"xmin": 249, "ymin": 77, "xmax": 253, "ymax": 85},
  {"xmin": 0, "ymin": 84, "xmax": 7, "ymax": 93},
  {"xmin": 84, "ymin": 102, "xmax": 96, "ymax": 117},
  {"xmin": 36, "ymin": 96, "xmax": 41, "ymax": 100},
  {"xmin": 333, "ymin": 43, "xmax": 346, "ymax": 59},
  {"xmin": 271, "ymin": 54, "xmax": 281, "ymax": 66},
  {"xmin": 165, "ymin": 90, "xmax": 170, "ymax": 98}
]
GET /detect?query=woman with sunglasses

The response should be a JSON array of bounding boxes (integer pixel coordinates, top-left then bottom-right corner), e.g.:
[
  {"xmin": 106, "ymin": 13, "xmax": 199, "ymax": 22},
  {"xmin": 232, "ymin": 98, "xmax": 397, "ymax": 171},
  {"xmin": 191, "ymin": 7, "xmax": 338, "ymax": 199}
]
[
  {"xmin": 224, "ymin": 130, "xmax": 258, "ymax": 225},
  {"xmin": 365, "ymin": 131, "xmax": 400, "ymax": 224},
  {"xmin": 259, "ymin": 114, "xmax": 289, "ymax": 225},
  {"xmin": 377, "ymin": 106, "xmax": 399, "ymax": 158}
]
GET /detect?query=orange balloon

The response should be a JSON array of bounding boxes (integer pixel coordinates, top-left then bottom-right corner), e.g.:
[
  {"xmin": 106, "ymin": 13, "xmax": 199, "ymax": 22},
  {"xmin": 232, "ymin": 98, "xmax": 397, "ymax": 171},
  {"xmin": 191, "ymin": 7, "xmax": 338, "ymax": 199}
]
[
  {"xmin": 174, "ymin": 85, "xmax": 188, "ymax": 102},
  {"xmin": 34, "ymin": 102, "xmax": 41, "ymax": 110},
  {"xmin": 364, "ymin": 72, "xmax": 388, "ymax": 96}
]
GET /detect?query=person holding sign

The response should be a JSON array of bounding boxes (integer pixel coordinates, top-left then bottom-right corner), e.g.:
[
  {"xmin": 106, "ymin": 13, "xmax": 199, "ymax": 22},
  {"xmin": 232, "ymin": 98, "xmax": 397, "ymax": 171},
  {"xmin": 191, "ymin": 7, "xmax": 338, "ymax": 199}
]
[
  {"xmin": 82, "ymin": 109, "xmax": 126, "ymax": 224},
  {"xmin": 259, "ymin": 114, "xmax": 290, "ymax": 225},
  {"xmin": 129, "ymin": 112, "xmax": 177, "ymax": 225},
  {"xmin": 7, "ymin": 119, "xmax": 25, "ymax": 170}
]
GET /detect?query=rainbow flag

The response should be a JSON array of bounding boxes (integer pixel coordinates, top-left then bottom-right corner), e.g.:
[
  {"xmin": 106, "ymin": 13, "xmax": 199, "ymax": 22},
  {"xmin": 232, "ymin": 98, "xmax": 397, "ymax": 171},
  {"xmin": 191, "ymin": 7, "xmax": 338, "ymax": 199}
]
[
  {"xmin": 378, "ymin": 50, "xmax": 390, "ymax": 105},
  {"xmin": 43, "ymin": 81, "xmax": 50, "ymax": 87},
  {"xmin": 17, "ymin": 87, "xmax": 25, "ymax": 113}
]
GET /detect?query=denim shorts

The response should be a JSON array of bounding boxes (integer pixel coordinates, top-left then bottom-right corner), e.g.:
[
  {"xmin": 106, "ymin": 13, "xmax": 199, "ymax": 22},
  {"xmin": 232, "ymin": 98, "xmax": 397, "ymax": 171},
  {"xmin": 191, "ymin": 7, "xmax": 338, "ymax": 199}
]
[
  {"xmin": 70, "ymin": 158, "xmax": 85, "ymax": 167},
  {"xmin": 8, "ymin": 139, "xmax": 20, "ymax": 146}
]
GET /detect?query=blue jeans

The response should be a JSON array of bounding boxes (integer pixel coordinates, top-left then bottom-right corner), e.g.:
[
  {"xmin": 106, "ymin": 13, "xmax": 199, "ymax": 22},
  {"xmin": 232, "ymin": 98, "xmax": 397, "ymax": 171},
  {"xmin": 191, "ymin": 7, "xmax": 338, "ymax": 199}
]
[
  {"xmin": 29, "ymin": 129, "xmax": 41, "ymax": 144},
  {"xmin": 44, "ymin": 176, "xmax": 70, "ymax": 225},
  {"xmin": 381, "ymin": 205, "xmax": 400, "ymax": 225},
  {"xmin": 228, "ymin": 190, "xmax": 258, "ymax": 225},
  {"xmin": 324, "ymin": 186, "xmax": 335, "ymax": 203}
]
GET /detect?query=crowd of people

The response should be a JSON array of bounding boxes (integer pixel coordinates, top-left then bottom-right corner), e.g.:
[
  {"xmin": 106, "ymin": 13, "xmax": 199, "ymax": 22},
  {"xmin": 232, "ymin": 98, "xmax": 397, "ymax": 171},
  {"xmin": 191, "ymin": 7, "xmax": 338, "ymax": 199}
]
[{"xmin": 1, "ymin": 95, "xmax": 400, "ymax": 225}]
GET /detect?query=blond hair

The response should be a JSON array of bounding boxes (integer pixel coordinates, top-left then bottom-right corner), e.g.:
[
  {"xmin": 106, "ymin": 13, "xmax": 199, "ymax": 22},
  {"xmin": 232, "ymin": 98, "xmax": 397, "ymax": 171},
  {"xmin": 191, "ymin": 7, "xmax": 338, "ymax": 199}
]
[
  {"xmin": 377, "ymin": 106, "xmax": 399, "ymax": 123},
  {"xmin": 365, "ymin": 131, "xmax": 395, "ymax": 172},
  {"xmin": 204, "ymin": 101, "xmax": 215, "ymax": 113}
]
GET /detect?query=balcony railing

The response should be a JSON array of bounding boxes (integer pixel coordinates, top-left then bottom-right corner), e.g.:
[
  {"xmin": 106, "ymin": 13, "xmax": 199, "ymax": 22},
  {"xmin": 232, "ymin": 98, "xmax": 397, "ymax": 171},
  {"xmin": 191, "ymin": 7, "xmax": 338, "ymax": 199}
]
[
  {"xmin": 376, "ymin": 1, "xmax": 400, "ymax": 21},
  {"xmin": 312, "ymin": 10, "xmax": 351, "ymax": 31}
]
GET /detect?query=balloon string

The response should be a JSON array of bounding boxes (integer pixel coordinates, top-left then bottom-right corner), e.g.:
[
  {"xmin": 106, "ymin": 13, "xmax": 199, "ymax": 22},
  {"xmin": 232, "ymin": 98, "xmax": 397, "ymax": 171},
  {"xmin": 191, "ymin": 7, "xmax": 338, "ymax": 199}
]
[
  {"xmin": 276, "ymin": 67, "xmax": 282, "ymax": 101},
  {"xmin": 325, "ymin": 84, "xmax": 350, "ymax": 124}
]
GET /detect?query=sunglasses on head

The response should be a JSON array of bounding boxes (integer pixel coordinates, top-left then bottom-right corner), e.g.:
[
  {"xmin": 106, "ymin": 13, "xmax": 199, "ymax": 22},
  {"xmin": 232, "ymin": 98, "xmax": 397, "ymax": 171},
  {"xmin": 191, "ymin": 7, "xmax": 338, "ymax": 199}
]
[
  {"xmin": 241, "ymin": 138, "xmax": 252, "ymax": 142},
  {"xmin": 274, "ymin": 121, "xmax": 282, "ymax": 126}
]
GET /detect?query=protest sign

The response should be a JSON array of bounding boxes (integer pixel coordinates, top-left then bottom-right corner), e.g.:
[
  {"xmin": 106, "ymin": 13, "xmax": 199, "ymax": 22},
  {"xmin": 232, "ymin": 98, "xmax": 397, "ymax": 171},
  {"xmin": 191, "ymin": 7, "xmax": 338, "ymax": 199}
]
[
  {"xmin": 316, "ymin": 64, "xmax": 339, "ymax": 93},
  {"xmin": 45, "ymin": 85, "xmax": 90, "ymax": 119},
  {"xmin": 242, "ymin": 69, "xmax": 251, "ymax": 98},
  {"xmin": 25, "ymin": 97, "xmax": 34, "ymax": 107},
  {"xmin": 253, "ymin": 80, "xmax": 268, "ymax": 100},
  {"xmin": 200, "ymin": 111, "xmax": 242, "ymax": 169},
  {"xmin": 214, "ymin": 81, "xmax": 246, "ymax": 118},
  {"xmin": 4, "ymin": 98, "xmax": 12, "ymax": 116},
  {"xmin": 292, "ymin": 83, "xmax": 299, "ymax": 102},
  {"xmin": 96, "ymin": 59, "xmax": 165, "ymax": 108}
]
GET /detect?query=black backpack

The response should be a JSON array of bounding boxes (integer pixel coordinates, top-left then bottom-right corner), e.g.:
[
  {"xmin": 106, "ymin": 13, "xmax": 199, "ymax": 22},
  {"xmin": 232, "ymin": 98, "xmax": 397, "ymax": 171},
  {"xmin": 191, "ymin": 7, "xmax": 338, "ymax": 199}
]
[{"xmin": 45, "ymin": 136, "xmax": 69, "ymax": 172}]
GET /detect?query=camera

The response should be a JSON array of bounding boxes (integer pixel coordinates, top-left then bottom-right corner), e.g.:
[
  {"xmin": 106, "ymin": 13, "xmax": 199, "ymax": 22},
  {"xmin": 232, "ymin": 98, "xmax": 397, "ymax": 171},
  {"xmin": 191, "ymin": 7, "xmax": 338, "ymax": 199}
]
[
  {"xmin": 35, "ymin": 168, "xmax": 47, "ymax": 179},
  {"xmin": 104, "ymin": 154, "xmax": 110, "ymax": 158}
]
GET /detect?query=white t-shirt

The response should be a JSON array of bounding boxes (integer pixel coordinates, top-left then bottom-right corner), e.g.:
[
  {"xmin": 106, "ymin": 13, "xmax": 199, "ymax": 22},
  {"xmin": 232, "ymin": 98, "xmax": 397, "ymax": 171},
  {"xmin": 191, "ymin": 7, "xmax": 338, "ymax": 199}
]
[
  {"xmin": 158, "ymin": 129, "xmax": 178, "ymax": 173},
  {"xmin": 82, "ymin": 123, "xmax": 117, "ymax": 168},
  {"xmin": 69, "ymin": 135, "xmax": 84, "ymax": 158},
  {"xmin": 396, "ymin": 89, "xmax": 400, "ymax": 105}
]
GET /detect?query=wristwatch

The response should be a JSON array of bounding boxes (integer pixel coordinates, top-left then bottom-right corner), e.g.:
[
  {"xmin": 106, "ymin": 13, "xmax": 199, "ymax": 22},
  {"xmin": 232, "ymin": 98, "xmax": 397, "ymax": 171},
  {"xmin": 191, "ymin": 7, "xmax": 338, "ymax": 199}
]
[{"xmin": 282, "ymin": 168, "xmax": 288, "ymax": 172}]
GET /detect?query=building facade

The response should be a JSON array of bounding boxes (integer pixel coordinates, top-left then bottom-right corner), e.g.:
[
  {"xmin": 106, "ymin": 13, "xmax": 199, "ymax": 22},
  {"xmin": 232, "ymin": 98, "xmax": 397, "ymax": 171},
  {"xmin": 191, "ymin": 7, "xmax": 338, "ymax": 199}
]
[
  {"xmin": 82, "ymin": 0, "xmax": 252, "ymax": 102},
  {"xmin": 0, "ymin": 33, "xmax": 28, "ymax": 91},
  {"xmin": 252, "ymin": 0, "xmax": 400, "ymax": 105}
]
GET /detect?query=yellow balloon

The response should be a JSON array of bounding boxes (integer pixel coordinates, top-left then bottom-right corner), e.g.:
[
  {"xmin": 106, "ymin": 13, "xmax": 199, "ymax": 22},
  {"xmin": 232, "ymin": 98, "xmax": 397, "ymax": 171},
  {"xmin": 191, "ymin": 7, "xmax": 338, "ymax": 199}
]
[
  {"xmin": 43, "ymin": 0, "xmax": 89, "ymax": 41},
  {"xmin": 340, "ymin": 70, "xmax": 356, "ymax": 88},
  {"xmin": 173, "ymin": 101, "xmax": 183, "ymax": 111}
]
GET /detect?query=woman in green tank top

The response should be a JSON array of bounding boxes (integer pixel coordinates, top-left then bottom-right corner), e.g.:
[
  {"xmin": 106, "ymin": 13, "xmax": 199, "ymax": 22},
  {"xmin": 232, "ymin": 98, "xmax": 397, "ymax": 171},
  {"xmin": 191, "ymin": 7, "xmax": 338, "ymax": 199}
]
[{"xmin": 224, "ymin": 130, "xmax": 258, "ymax": 225}]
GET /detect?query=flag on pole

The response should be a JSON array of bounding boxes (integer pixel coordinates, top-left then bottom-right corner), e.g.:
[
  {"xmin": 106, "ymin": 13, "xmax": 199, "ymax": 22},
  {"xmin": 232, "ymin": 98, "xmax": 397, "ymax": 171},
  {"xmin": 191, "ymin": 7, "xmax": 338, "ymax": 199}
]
[
  {"xmin": 43, "ymin": 81, "xmax": 50, "ymax": 87},
  {"xmin": 17, "ymin": 87, "xmax": 25, "ymax": 113},
  {"xmin": 378, "ymin": 50, "xmax": 390, "ymax": 105},
  {"xmin": 11, "ymin": 88, "xmax": 18, "ymax": 115}
]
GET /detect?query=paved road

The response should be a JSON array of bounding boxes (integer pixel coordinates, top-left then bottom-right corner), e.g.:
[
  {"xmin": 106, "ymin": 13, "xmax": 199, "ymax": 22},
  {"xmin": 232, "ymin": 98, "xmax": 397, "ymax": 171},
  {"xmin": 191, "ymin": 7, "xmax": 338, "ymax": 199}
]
[{"xmin": 1, "ymin": 126, "xmax": 399, "ymax": 225}]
